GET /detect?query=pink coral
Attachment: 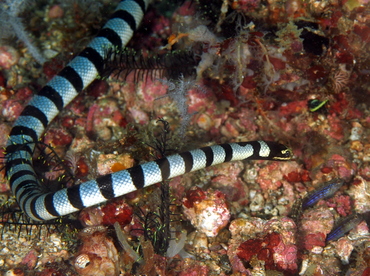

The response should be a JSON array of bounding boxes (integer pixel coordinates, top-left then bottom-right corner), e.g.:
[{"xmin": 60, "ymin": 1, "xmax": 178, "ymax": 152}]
[
  {"xmin": 138, "ymin": 78, "xmax": 167, "ymax": 108},
  {"xmin": 0, "ymin": 46, "xmax": 19, "ymax": 69},
  {"xmin": 301, "ymin": 208, "xmax": 334, "ymax": 233},
  {"xmin": 326, "ymin": 194, "xmax": 352, "ymax": 216},
  {"xmin": 274, "ymin": 244, "xmax": 297, "ymax": 271},
  {"xmin": 300, "ymin": 208, "xmax": 334, "ymax": 251},
  {"xmin": 303, "ymin": 232, "xmax": 326, "ymax": 251},
  {"xmin": 256, "ymin": 162, "xmax": 284, "ymax": 190},
  {"xmin": 2, "ymin": 99, "xmax": 23, "ymax": 121},
  {"xmin": 183, "ymin": 187, "xmax": 230, "ymax": 237},
  {"xmin": 324, "ymin": 114, "xmax": 344, "ymax": 140},
  {"xmin": 334, "ymin": 237, "xmax": 354, "ymax": 264},
  {"xmin": 210, "ymin": 162, "xmax": 247, "ymax": 202},
  {"xmin": 85, "ymin": 98, "xmax": 126, "ymax": 140}
]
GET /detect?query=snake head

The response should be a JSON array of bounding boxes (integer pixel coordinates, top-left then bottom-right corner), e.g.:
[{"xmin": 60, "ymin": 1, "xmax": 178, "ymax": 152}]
[{"xmin": 272, "ymin": 144, "xmax": 293, "ymax": 161}]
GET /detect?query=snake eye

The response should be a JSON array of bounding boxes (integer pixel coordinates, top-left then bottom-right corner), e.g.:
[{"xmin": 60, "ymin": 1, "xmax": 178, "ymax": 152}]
[
  {"xmin": 273, "ymin": 147, "xmax": 293, "ymax": 160},
  {"xmin": 282, "ymin": 148, "xmax": 293, "ymax": 158}
]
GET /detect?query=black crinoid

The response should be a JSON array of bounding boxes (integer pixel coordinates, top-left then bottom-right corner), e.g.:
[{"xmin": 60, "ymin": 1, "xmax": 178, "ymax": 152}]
[
  {"xmin": 1, "ymin": 140, "xmax": 82, "ymax": 239},
  {"xmin": 133, "ymin": 119, "xmax": 182, "ymax": 256},
  {"xmin": 101, "ymin": 47, "xmax": 199, "ymax": 82},
  {"xmin": 0, "ymin": 202, "xmax": 81, "ymax": 241},
  {"xmin": 4, "ymin": 140, "xmax": 75, "ymax": 191},
  {"xmin": 135, "ymin": 190, "xmax": 171, "ymax": 255}
]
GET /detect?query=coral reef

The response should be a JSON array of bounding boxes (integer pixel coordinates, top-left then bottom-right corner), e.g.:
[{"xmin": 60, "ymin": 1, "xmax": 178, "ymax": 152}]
[{"xmin": 1, "ymin": 0, "xmax": 370, "ymax": 275}]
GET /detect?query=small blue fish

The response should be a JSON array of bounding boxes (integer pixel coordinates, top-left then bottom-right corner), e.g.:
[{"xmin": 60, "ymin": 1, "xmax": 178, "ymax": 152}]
[
  {"xmin": 302, "ymin": 178, "xmax": 345, "ymax": 210},
  {"xmin": 326, "ymin": 213, "xmax": 364, "ymax": 242}
]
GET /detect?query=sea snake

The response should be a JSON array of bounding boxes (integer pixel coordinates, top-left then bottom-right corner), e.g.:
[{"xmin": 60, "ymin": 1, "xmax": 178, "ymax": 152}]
[{"xmin": 4, "ymin": 0, "xmax": 293, "ymax": 221}]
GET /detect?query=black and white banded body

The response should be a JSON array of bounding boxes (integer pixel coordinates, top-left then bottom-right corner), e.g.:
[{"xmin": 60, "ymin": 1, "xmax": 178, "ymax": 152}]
[{"xmin": 5, "ymin": 0, "xmax": 293, "ymax": 221}]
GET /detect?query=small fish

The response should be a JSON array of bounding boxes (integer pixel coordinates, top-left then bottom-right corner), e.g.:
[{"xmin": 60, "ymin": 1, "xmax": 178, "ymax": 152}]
[
  {"xmin": 326, "ymin": 213, "xmax": 364, "ymax": 242},
  {"xmin": 302, "ymin": 178, "xmax": 345, "ymax": 210},
  {"xmin": 289, "ymin": 198, "xmax": 303, "ymax": 221}
]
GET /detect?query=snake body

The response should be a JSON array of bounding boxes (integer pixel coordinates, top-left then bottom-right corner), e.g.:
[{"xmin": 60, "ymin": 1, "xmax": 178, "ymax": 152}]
[{"xmin": 5, "ymin": 0, "xmax": 292, "ymax": 221}]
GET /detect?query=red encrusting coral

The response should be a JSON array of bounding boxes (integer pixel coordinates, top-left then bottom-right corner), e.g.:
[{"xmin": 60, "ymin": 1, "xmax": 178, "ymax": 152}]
[
  {"xmin": 79, "ymin": 199, "xmax": 133, "ymax": 227},
  {"xmin": 183, "ymin": 186, "xmax": 206, "ymax": 209},
  {"xmin": 75, "ymin": 157, "xmax": 89, "ymax": 178},
  {"xmin": 232, "ymin": 217, "xmax": 298, "ymax": 274},
  {"xmin": 100, "ymin": 200, "xmax": 133, "ymax": 227},
  {"xmin": 237, "ymin": 232, "xmax": 282, "ymax": 269},
  {"xmin": 284, "ymin": 170, "xmax": 311, "ymax": 183}
]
